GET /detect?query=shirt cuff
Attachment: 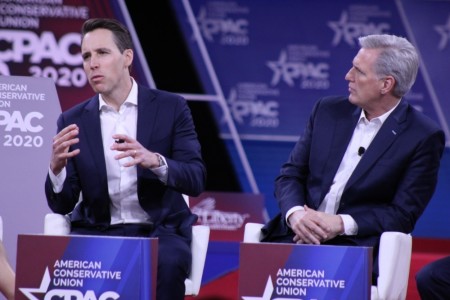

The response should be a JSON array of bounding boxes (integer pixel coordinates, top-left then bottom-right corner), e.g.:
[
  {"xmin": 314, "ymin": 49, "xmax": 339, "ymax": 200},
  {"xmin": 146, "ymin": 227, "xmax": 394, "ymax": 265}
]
[
  {"xmin": 151, "ymin": 154, "xmax": 168, "ymax": 184},
  {"xmin": 49, "ymin": 166, "xmax": 66, "ymax": 193},
  {"xmin": 286, "ymin": 206, "xmax": 304, "ymax": 227},
  {"xmin": 339, "ymin": 214, "xmax": 358, "ymax": 235}
]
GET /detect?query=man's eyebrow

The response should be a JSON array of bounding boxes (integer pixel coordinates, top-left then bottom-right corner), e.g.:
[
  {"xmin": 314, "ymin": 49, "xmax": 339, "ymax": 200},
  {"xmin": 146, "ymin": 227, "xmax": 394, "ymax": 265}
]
[{"xmin": 352, "ymin": 62, "xmax": 364, "ymax": 74}]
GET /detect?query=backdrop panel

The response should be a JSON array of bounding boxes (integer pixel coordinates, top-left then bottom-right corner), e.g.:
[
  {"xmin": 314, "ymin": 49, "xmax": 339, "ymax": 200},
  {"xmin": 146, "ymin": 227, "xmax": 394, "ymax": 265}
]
[
  {"xmin": 0, "ymin": 1, "xmax": 152, "ymax": 283},
  {"xmin": 170, "ymin": 0, "xmax": 450, "ymax": 237}
]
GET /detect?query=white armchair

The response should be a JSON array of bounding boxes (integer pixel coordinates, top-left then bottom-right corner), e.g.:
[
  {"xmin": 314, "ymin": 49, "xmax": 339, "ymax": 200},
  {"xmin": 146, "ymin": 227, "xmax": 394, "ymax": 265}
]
[
  {"xmin": 243, "ymin": 222, "xmax": 412, "ymax": 300},
  {"xmin": 44, "ymin": 210, "xmax": 210, "ymax": 296}
]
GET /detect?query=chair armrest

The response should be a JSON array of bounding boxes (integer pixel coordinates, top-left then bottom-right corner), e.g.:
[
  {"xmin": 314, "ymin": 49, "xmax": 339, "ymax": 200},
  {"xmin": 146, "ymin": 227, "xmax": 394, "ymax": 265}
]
[
  {"xmin": 185, "ymin": 225, "xmax": 210, "ymax": 296},
  {"xmin": 44, "ymin": 213, "xmax": 71, "ymax": 235},
  {"xmin": 243, "ymin": 222, "xmax": 264, "ymax": 243},
  {"xmin": 376, "ymin": 231, "xmax": 412, "ymax": 300}
]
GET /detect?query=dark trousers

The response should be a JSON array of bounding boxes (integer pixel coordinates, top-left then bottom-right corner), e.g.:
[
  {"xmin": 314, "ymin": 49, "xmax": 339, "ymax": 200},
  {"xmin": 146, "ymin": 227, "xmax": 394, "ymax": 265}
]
[
  {"xmin": 72, "ymin": 224, "xmax": 191, "ymax": 300},
  {"xmin": 416, "ymin": 255, "xmax": 450, "ymax": 300}
]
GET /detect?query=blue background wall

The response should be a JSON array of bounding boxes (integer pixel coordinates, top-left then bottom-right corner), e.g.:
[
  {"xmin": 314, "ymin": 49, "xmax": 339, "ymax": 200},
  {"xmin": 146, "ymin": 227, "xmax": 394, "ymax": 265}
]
[{"xmin": 166, "ymin": 0, "xmax": 450, "ymax": 238}]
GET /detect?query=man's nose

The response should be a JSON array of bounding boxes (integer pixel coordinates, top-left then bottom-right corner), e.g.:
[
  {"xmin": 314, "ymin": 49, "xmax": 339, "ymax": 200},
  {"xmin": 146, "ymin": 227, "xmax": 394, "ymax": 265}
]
[
  {"xmin": 89, "ymin": 56, "xmax": 99, "ymax": 69},
  {"xmin": 344, "ymin": 68, "xmax": 353, "ymax": 81}
]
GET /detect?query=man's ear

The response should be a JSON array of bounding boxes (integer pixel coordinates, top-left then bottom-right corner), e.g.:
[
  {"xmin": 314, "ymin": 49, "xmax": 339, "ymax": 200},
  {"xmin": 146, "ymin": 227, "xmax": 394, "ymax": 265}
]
[
  {"xmin": 380, "ymin": 75, "xmax": 395, "ymax": 95},
  {"xmin": 123, "ymin": 49, "xmax": 134, "ymax": 68}
]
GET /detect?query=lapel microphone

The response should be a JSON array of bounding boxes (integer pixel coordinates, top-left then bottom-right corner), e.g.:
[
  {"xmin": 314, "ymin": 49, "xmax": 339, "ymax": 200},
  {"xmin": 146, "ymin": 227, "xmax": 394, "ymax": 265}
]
[{"xmin": 358, "ymin": 146, "xmax": 366, "ymax": 156}]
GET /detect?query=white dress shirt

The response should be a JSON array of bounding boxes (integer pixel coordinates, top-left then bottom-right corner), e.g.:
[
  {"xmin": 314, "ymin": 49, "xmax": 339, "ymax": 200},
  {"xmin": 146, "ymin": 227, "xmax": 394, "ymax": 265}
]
[
  {"xmin": 287, "ymin": 101, "xmax": 400, "ymax": 235},
  {"xmin": 49, "ymin": 78, "xmax": 168, "ymax": 225}
]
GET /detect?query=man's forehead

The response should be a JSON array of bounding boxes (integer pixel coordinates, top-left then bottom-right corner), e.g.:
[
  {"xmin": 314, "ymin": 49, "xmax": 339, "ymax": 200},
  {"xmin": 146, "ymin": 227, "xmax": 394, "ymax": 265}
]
[
  {"xmin": 354, "ymin": 48, "xmax": 378, "ymax": 64},
  {"xmin": 81, "ymin": 29, "xmax": 116, "ymax": 49}
]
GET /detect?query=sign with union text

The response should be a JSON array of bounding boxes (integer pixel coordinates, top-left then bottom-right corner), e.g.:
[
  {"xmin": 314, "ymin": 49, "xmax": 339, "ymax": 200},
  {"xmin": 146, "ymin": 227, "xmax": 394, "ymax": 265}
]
[
  {"xmin": 15, "ymin": 234, "xmax": 158, "ymax": 300},
  {"xmin": 239, "ymin": 242, "xmax": 372, "ymax": 300}
]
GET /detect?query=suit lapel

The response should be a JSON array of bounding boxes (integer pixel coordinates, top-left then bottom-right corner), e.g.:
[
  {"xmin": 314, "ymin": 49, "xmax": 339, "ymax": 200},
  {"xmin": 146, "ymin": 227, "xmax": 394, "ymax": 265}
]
[
  {"xmin": 346, "ymin": 101, "xmax": 408, "ymax": 188},
  {"xmin": 136, "ymin": 86, "xmax": 158, "ymax": 176},
  {"xmin": 80, "ymin": 96, "xmax": 107, "ymax": 178},
  {"xmin": 319, "ymin": 105, "xmax": 361, "ymax": 202}
]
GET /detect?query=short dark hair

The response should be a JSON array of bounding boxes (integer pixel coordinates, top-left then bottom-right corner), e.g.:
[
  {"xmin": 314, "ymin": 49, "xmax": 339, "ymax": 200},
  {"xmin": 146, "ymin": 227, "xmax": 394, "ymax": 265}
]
[{"xmin": 81, "ymin": 18, "xmax": 133, "ymax": 53}]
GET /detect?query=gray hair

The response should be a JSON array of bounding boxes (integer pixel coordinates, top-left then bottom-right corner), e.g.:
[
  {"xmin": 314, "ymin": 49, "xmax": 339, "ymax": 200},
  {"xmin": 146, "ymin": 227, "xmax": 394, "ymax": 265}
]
[{"xmin": 358, "ymin": 34, "xmax": 419, "ymax": 98}]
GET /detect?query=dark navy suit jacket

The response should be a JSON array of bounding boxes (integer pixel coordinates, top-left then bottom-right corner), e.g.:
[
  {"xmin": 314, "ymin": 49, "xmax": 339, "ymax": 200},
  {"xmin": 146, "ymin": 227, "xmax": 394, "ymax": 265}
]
[
  {"xmin": 45, "ymin": 85, "xmax": 206, "ymax": 239},
  {"xmin": 262, "ymin": 96, "xmax": 445, "ymax": 280}
]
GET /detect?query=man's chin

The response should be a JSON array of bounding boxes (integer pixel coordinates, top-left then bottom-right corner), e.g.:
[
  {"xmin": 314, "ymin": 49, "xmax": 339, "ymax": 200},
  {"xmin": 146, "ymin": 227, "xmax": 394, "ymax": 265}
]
[
  {"xmin": 89, "ymin": 83, "xmax": 103, "ymax": 94},
  {"xmin": 348, "ymin": 94, "xmax": 357, "ymax": 104}
]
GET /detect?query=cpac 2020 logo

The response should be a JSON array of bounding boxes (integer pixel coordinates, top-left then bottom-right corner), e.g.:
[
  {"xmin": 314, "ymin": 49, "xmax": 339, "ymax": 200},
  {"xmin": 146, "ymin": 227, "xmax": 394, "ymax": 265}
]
[
  {"xmin": 0, "ymin": 110, "xmax": 44, "ymax": 148},
  {"xmin": 0, "ymin": 83, "xmax": 46, "ymax": 148},
  {"xmin": 0, "ymin": 110, "xmax": 43, "ymax": 133},
  {"xmin": 0, "ymin": 30, "xmax": 87, "ymax": 88}
]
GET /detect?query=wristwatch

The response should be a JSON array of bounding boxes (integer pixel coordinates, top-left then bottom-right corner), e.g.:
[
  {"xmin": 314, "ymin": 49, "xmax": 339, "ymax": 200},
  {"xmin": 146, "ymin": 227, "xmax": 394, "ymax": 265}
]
[{"xmin": 157, "ymin": 154, "xmax": 165, "ymax": 167}]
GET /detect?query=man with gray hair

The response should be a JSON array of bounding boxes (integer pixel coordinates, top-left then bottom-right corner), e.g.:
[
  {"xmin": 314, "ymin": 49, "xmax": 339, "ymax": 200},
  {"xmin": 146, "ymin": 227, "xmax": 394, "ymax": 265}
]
[{"xmin": 260, "ymin": 34, "xmax": 445, "ymax": 284}]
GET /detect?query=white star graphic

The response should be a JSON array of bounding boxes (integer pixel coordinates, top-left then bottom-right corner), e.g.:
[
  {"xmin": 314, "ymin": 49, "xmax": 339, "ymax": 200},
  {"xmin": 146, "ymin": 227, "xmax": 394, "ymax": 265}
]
[
  {"xmin": 242, "ymin": 276, "xmax": 274, "ymax": 300},
  {"xmin": 226, "ymin": 88, "xmax": 243, "ymax": 123},
  {"xmin": 435, "ymin": 15, "xmax": 450, "ymax": 50},
  {"xmin": 266, "ymin": 51, "xmax": 299, "ymax": 87},
  {"xmin": 266, "ymin": 51, "xmax": 287, "ymax": 86},
  {"xmin": 328, "ymin": 12, "xmax": 354, "ymax": 46},
  {"xmin": 19, "ymin": 267, "xmax": 51, "ymax": 300},
  {"xmin": 197, "ymin": 7, "xmax": 215, "ymax": 42}
]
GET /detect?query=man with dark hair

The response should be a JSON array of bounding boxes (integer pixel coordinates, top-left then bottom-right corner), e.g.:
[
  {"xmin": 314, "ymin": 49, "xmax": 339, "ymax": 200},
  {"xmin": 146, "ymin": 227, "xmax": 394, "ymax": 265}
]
[{"xmin": 45, "ymin": 18, "xmax": 206, "ymax": 300}]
